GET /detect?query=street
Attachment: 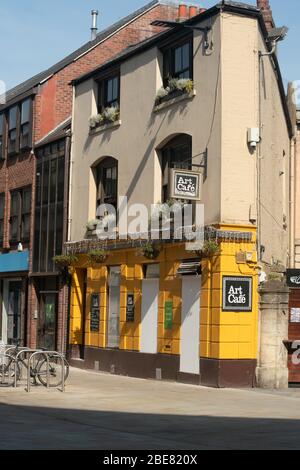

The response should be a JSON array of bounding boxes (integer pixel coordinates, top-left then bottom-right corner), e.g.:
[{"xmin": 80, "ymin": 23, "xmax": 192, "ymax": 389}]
[{"xmin": 0, "ymin": 368, "xmax": 300, "ymax": 450}]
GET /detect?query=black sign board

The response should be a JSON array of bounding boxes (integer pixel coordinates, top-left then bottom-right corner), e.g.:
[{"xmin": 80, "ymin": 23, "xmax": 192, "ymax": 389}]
[
  {"xmin": 126, "ymin": 293, "xmax": 135, "ymax": 322},
  {"xmin": 222, "ymin": 277, "xmax": 252, "ymax": 312},
  {"xmin": 90, "ymin": 294, "xmax": 100, "ymax": 332},
  {"xmin": 286, "ymin": 269, "xmax": 300, "ymax": 288},
  {"xmin": 170, "ymin": 169, "xmax": 202, "ymax": 201}
]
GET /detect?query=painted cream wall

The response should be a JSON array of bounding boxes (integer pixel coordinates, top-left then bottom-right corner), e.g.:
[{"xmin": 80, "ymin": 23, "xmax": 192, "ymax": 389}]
[
  {"xmin": 70, "ymin": 16, "xmax": 222, "ymax": 242},
  {"xmin": 220, "ymin": 12, "xmax": 290, "ymax": 267},
  {"xmin": 294, "ymin": 118, "xmax": 300, "ymax": 267},
  {"xmin": 257, "ymin": 30, "xmax": 290, "ymax": 266}
]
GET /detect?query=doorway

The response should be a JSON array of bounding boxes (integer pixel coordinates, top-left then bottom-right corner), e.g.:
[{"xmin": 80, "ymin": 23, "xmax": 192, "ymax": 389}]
[
  {"xmin": 38, "ymin": 293, "xmax": 57, "ymax": 351},
  {"xmin": 141, "ymin": 265, "xmax": 160, "ymax": 354},
  {"xmin": 2, "ymin": 280, "xmax": 23, "ymax": 345},
  {"xmin": 107, "ymin": 266, "xmax": 121, "ymax": 349},
  {"xmin": 180, "ymin": 276, "xmax": 201, "ymax": 375}
]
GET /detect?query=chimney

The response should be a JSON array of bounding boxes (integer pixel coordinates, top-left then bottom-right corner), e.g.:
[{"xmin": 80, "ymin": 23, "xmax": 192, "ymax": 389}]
[
  {"xmin": 257, "ymin": 0, "xmax": 275, "ymax": 32},
  {"xmin": 178, "ymin": 4, "xmax": 188, "ymax": 22},
  {"xmin": 91, "ymin": 10, "xmax": 99, "ymax": 41},
  {"xmin": 189, "ymin": 6, "xmax": 198, "ymax": 18}
]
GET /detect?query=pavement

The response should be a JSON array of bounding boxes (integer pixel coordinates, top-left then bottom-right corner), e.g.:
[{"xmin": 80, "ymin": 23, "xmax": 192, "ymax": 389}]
[{"xmin": 1, "ymin": 367, "xmax": 300, "ymax": 449}]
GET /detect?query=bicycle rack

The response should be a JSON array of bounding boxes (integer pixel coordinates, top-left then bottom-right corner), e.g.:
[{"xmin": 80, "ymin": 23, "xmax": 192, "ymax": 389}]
[
  {"xmin": 14, "ymin": 348, "xmax": 43, "ymax": 388},
  {"xmin": 27, "ymin": 351, "xmax": 66, "ymax": 393}
]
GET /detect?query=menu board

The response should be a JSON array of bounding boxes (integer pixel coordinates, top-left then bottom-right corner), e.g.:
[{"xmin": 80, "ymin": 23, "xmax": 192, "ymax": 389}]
[
  {"xmin": 90, "ymin": 294, "xmax": 100, "ymax": 332},
  {"xmin": 126, "ymin": 294, "xmax": 135, "ymax": 322}
]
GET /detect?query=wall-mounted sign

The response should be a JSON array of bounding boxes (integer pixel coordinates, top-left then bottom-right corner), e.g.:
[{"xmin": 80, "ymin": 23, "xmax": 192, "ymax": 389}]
[
  {"xmin": 222, "ymin": 277, "xmax": 252, "ymax": 312},
  {"xmin": 164, "ymin": 301, "xmax": 173, "ymax": 330},
  {"xmin": 291, "ymin": 308, "xmax": 300, "ymax": 323},
  {"xmin": 126, "ymin": 293, "xmax": 135, "ymax": 322},
  {"xmin": 90, "ymin": 294, "xmax": 100, "ymax": 332},
  {"xmin": 169, "ymin": 169, "xmax": 202, "ymax": 201},
  {"xmin": 286, "ymin": 270, "xmax": 300, "ymax": 288}
]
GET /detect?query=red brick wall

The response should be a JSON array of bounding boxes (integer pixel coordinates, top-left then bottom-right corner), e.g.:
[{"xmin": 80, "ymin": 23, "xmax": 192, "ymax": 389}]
[
  {"xmin": 35, "ymin": 3, "xmax": 179, "ymax": 141},
  {"xmin": 0, "ymin": 2, "xmax": 179, "ymax": 351}
]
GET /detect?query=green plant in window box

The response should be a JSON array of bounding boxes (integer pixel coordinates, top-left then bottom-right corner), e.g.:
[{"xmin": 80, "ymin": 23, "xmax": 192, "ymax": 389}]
[
  {"xmin": 155, "ymin": 79, "xmax": 194, "ymax": 105},
  {"xmin": 103, "ymin": 106, "xmax": 120, "ymax": 123},
  {"xmin": 53, "ymin": 254, "xmax": 79, "ymax": 269},
  {"xmin": 138, "ymin": 242, "xmax": 161, "ymax": 260},
  {"xmin": 87, "ymin": 249, "xmax": 108, "ymax": 264},
  {"xmin": 193, "ymin": 240, "xmax": 221, "ymax": 259},
  {"xmin": 86, "ymin": 219, "xmax": 100, "ymax": 231}
]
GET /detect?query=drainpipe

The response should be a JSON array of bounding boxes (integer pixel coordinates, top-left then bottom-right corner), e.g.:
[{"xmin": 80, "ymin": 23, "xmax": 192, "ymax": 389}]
[
  {"xmin": 67, "ymin": 85, "xmax": 76, "ymax": 243},
  {"xmin": 290, "ymin": 136, "xmax": 296, "ymax": 268}
]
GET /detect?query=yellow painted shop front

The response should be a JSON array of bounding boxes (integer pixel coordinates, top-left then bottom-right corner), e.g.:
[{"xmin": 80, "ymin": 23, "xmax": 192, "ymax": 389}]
[{"xmin": 68, "ymin": 226, "xmax": 258, "ymax": 387}]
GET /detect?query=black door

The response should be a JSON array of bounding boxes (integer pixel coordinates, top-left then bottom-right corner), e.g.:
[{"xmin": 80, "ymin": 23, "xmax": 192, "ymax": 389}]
[
  {"xmin": 7, "ymin": 281, "xmax": 22, "ymax": 345},
  {"xmin": 38, "ymin": 293, "xmax": 57, "ymax": 350}
]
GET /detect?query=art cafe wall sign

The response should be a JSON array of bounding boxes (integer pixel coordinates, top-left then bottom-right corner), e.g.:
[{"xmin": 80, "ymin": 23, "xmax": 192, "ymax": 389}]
[
  {"xmin": 170, "ymin": 169, "xmax": 202, "ymax": 201},
  {"xmin": 222, "ymin": 276, "xmax": 252, "ymax": 312}
]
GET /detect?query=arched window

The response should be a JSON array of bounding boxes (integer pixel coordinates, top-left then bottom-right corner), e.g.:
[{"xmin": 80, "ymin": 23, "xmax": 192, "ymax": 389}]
[
  {"xmin": 160, "ymin": 135, "xmax": 192, "ymax": 202},
  {"xmin": 95, "ymin": 157, "xmax": 118, "ymax": 212}
]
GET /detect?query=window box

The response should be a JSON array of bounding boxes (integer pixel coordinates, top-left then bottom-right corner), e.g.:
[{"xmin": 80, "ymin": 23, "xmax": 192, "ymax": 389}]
[
  {"xmin": 154, "ymin": 89, "xmax": 196, "ymax": 112},
  {"xmin": 89, "ymin": 118, "xmax": 121, "ymax": 135}
]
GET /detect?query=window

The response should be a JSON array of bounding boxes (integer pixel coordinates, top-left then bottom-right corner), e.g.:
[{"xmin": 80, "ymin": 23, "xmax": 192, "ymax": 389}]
[
  {"xmin": 161, "ymin": 135, "xmax": 192, "ymax": 202},
  {"xmin": 33, "ymin": 139, "xmax": 65, "ymax": 273},
  {"xmin": 20, "ymin": 98, "xmax": 32, "ymax": 149},
  {"xmin": 163, "ymin": 39, "xmax": 193, "ymax": 87},
  {"xmin": 98, "ymin": 74, "xmax": 120, "ymax": 112},
  {"xmin": 96, "ymin": 157, "xmax": 118, "ymax": 212},
  {"xmin": 0, "ymin": 193, "xmax": 4, "ymax": 244},
  {"xmin": 9, "ymin": 187, "xmax": 31, "ymax": 243},
  {"xmin": 8, "ymin": 106, "xmax": 18, "ymax": 155},
  {"xmin": 0, "ymin": 114, "xmax": 4, "ymax": 159}
]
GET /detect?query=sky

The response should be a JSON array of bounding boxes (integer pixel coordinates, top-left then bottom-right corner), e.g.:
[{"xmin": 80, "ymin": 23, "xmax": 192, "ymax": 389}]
[{"xmin": 0, "ymin": 0, "xmax": 299, "ymax": 93}]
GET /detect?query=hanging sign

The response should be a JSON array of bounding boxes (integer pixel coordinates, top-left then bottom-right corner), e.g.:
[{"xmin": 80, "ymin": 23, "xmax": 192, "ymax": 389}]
[
  {"xmin": 169, "ymin": 169, "xmax": 202, "ymax": 201},
  {"xmin": 222, "ymin": 277, "xmax": 252, "ymax": 312},
  {"xmin": 126, "ymin": 293, "xmax": 135, "ymax": 322},
  {"xmin": 164, "ymin": 301, "xmax": 173, "ymax": 330},
  {"xmin": 286, "ymin": 270, "xmax": 300, "ymax": 288},
  {"xmin": 90, "ymin": 294, "xmax": 100, "ymax": 332}
]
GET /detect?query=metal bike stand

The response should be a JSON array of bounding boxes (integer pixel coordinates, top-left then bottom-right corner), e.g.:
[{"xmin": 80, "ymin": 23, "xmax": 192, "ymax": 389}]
[
  {"xmin": 26, "ymin": 351, "xmax": 66, "ymax": 393},
  {"xmin": 38, "ymin": 351, "xmax": 66, "ymax": 393},
  {"xmin": 14, "ymin": 349, "xmax": 43, "ymax": 388}
]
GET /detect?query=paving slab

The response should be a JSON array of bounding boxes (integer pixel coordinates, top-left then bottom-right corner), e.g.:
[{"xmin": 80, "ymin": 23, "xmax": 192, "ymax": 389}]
[{"xmin": 1, "ymin": 368, "xmax": 300, "ymax": 449}]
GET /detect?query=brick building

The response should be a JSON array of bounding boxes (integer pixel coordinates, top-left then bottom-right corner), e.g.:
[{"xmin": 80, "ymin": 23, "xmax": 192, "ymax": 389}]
[{"xmin": 0, "ymin": 0, "xmax": 185, "ymax": 350}]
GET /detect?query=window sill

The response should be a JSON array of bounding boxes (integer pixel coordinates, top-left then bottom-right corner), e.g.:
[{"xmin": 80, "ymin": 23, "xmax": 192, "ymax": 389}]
[
  {"xmin": 89, "ymin": 119, "xmax": 122, "ymax": 136},
  {"xmin": 153, "ymin": 89, "xmax": 196, "ymax": 113}
]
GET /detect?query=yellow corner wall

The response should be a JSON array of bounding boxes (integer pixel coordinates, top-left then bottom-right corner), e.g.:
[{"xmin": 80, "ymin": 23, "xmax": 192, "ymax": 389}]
[{"xmin": 70, "ymin": 227, "xmax": 258, "ymax": 362}]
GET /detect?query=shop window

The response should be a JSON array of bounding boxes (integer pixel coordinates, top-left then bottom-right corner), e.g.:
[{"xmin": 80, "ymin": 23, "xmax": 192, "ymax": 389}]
[{"xmin": 160, "ymin": 134, "xmax": 192, "ymax": 202}]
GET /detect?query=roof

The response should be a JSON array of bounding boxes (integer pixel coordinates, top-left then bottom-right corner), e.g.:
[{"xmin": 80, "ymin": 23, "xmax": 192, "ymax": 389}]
[
  {"xmin": 35, "ymin": 117, "xmax": 71, "ymax": 148},
  {"xmin": 71, "ymin": 0, "xmax": 293, "ymax": 138},
  {"xmin": 72, "ymin": 1, "xmax": 261, "ymax": 86},
  {"xmin": 0, "ymin": 0, "xmax": 176, "ymax": 109}
]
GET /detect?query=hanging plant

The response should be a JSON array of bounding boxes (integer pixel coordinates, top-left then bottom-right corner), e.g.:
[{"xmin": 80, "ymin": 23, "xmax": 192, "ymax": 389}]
[
  {"xmin": 53, "ymin": 254, "xmax": 79, "ymax": 269},
  {"xmin": 138, "ymin": 242, "xmax": 161, "ymax": 260},
  {"xmin": 87, "ymin": 249, "xmax": 108, "ymax": 264},
  {"xmin": 89, "ymin": 106, "xmax": 120, "ymax": 130},
  {"xmin": 194, "ymin": 240, "xmax": 221, "ymax": 259}
]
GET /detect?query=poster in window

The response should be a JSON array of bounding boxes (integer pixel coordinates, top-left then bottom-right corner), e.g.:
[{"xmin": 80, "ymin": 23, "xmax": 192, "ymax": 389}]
[
  {"xmin": 126, "ymin": 294, "xmax": 135, "ymax": 322},
  {"xmin": 90, "ymin": 294, "xmax": 100, "ymax": 332}
]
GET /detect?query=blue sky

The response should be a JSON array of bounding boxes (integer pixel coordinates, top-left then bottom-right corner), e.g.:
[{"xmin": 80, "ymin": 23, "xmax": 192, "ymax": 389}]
[{"xmin": 0, "ymin": 0, "xmax": 299, "ymax": 91}]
